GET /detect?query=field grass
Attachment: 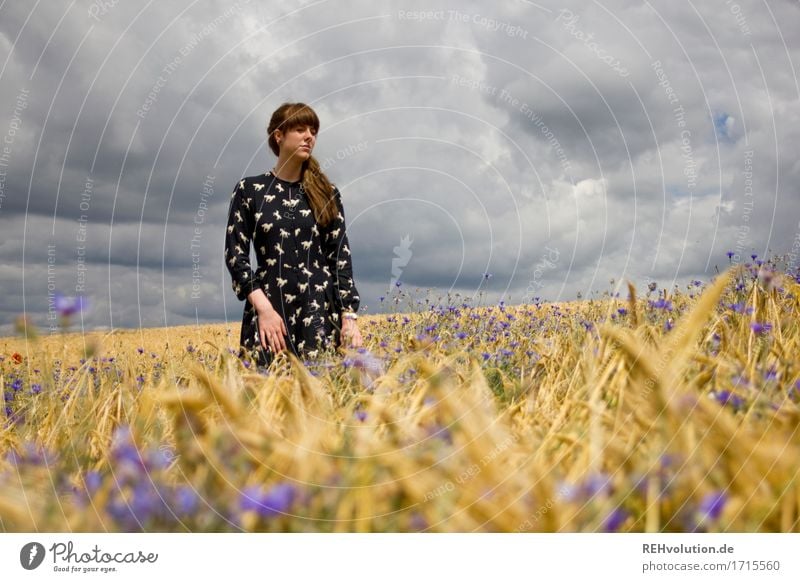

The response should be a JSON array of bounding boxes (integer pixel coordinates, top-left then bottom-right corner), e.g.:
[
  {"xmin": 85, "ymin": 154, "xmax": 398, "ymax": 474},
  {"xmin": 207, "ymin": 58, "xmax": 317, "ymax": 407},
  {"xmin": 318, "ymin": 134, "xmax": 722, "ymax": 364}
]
[{"xmin": 1, "ymin": 259, "xmax": 799, "ymax": 532}]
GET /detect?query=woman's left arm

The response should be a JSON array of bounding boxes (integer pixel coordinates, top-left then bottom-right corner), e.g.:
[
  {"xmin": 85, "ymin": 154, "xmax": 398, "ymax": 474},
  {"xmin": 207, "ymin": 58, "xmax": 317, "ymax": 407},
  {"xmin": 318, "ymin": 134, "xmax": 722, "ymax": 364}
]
[
  {"xmin": 322, "ymin": 186, "xmax": 361, "ymax": 315},
  {"xmin": 321, "ymin": 186, "xmax": 362, "ymax": 348}
]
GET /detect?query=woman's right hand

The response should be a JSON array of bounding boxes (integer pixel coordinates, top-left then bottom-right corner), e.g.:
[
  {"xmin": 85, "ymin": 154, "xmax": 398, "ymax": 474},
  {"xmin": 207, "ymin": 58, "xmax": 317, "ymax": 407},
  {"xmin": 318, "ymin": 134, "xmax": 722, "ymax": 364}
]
[{"xmin": 248, "ymin": 289, "xmax": 287, "ymax": 353}]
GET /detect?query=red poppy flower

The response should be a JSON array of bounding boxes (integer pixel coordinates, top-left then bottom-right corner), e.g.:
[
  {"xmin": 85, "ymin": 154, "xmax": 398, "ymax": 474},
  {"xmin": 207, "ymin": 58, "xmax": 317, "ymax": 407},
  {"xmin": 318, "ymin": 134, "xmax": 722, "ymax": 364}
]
[{"xmin": 11, "ymin": 352, "xmax": 23, "ymax": 364}]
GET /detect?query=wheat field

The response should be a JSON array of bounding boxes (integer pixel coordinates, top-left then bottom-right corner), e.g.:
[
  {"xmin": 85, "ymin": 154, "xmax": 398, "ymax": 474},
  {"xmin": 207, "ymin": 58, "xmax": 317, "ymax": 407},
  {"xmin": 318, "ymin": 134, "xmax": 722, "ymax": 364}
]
[{"xmin": 1, "ymin": 259, "xmax": 799, "ymax": 532}]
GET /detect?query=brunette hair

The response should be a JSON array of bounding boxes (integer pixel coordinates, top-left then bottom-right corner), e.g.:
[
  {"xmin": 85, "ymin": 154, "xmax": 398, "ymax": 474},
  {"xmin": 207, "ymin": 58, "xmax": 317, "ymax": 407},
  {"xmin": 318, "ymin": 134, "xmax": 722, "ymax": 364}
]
[{"xmin": 267, "ymin": 102, "xmax": 337, "ymax": 227}]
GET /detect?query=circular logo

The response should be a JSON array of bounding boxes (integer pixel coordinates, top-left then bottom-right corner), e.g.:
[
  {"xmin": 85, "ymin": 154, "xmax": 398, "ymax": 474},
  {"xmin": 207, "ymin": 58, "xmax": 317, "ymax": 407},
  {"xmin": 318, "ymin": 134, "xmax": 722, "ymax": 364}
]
[{"xmin": 20, "ymin": 542, "xmax": 46, "ymax": 570}]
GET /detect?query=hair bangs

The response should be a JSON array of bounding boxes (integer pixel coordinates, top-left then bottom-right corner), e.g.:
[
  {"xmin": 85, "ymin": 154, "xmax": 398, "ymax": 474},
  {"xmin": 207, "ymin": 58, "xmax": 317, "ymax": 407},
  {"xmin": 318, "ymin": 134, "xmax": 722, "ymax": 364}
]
[{"xmin": 281, "ymin": 104, "xmax": 319, "ymax": 133}]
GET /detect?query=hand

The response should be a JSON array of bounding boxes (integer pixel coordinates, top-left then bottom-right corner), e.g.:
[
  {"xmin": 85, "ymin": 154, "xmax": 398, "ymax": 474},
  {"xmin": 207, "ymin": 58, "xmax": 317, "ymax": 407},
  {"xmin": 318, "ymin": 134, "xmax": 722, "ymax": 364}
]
[
  {"xmin": 341, "ymin": 318, "xmax": 363, "ymax": 349},
  {"xmin": 248, "ymin": 289, "xmax": 287, "ymax": 353}
]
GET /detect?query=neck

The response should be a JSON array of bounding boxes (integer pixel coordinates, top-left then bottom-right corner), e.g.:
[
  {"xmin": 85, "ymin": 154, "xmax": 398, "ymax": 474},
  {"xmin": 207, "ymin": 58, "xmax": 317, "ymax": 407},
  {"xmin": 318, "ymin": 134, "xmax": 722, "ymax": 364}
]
[{"xmin": 273, "ymin": 155, "xmax": 304, "ymax": 183}]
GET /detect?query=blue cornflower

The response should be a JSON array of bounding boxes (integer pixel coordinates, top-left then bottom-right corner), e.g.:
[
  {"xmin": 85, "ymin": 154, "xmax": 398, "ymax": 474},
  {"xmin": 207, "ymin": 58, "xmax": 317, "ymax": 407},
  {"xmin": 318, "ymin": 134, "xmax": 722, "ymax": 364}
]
[
  {"xmin": 698, "ymin": 491, "xmax": 727, "ymax": 521},
  {"xmin": 173, "ymin": 486, "xmax": 199, "ymax": 515},
  {"xmin": 240, "ymin": 483, "xmax": 297, "ymax": 518},
  {"xmin": 603, "ymin": 508, "xmax": 628, "ymax": 532},
  {"xmin": 713, "ymin": 390, "xmax": 745, "ymax": 410},
  {"xmin": 750, "ymin": 322, "xmax": 772, "ymax": 335},
  {"xmin": 84, "ymin": 471, "xmax": 103, "ymax": 495},
  {"xmin": 649, "ymin": 298, "xmax": 673, "ymax": 311},
  {"xmin": 54, "ymin": 293, "xmax": 88, "ymax": 318}
]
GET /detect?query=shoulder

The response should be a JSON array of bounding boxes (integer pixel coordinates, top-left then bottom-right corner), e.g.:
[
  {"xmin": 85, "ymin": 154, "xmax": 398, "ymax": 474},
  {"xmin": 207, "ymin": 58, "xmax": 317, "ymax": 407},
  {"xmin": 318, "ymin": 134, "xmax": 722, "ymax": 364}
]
[{"xmin": 231, "ymin": 173, "xmax": 272, "ymax": 198}]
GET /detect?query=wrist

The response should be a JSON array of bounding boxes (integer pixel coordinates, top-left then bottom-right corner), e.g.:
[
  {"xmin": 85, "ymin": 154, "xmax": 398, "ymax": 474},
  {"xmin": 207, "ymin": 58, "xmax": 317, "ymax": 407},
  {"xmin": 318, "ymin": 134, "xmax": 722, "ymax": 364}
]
[{"xmin": 248, "ymin": 290, "xmax": 273, "ymax": 313}]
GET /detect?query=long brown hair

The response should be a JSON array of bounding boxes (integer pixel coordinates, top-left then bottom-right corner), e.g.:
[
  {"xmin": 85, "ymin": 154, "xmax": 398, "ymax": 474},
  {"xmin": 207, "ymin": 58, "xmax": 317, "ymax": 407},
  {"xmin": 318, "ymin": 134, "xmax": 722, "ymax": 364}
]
[{"xmin": 267, "ymin": 102, "xmax": 337, "ymax": 227}]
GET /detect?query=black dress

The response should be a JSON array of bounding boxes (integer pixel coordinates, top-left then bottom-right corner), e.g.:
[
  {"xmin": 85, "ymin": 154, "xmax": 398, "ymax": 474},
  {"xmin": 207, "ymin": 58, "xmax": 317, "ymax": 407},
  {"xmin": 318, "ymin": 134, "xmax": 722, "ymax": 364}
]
[{"xmin": 224, "ymin": 170, "xmax": 360, "ymax": 366}]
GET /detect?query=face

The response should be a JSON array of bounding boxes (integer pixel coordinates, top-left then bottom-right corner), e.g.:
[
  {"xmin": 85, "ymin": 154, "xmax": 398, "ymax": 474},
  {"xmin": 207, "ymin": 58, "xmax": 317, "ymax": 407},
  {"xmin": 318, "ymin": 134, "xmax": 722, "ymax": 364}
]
[{"xmin": 276, "ymin": 124, "xmax": 317, "ymax": 160}]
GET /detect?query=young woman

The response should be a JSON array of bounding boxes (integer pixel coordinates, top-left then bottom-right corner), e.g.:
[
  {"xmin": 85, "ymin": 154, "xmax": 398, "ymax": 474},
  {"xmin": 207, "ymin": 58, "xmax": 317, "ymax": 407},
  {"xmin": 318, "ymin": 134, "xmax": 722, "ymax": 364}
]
[{"xmin": 225, "ymin": 102, "xmax": 362, "ymax": 367}]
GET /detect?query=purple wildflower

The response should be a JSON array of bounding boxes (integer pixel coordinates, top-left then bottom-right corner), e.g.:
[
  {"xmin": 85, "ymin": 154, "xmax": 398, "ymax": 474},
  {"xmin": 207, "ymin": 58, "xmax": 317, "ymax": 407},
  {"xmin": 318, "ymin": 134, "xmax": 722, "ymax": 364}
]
[
  {"xmin": 713, "ymin": 390, "xmax": 745, "ymax": 410},
  {"xmin": 173, "ymin": 486, "xmax": 199, "ymax": 515},
  {"xmin": 582, "ymin": 472, "xmax": 613, "ymax": 498},
  {"xmin": 54, "ymin": 293, "xmax": 87, "ymax": 317},
  {"xmin": 698, "ymin": 491, "xmax": 727, "ymax": 521},
  {"xmin": 649, "ymin": 298, "xmax": 673, "ymax": 311},
  {"xmin": 240, "ymin": 483, "xmax": 297, "ymax": 518},
  {"xmin": 84, "ymin": 471, "xmax": 103, "ymax": 495},
  {"xmin": 750, "ymin": 322, "xmax": 771, "ymax": 335},
  {"xmin": 603, "ymin": 508, "xmax": 628, "ymax": 532}
]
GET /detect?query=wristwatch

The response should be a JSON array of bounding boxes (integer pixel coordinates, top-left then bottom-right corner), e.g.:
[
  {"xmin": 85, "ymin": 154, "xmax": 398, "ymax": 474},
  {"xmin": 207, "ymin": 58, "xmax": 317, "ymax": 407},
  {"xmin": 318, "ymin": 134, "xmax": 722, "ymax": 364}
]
[{"xmin": 342, "ymin": 312, "xmax": 358, "ymax": 320}]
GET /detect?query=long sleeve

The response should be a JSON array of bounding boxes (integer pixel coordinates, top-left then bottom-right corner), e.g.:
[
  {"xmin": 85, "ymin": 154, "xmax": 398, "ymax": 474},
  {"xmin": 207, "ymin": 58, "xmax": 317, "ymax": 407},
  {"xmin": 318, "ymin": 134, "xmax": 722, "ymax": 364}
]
[
  {"xmin": 224, "ymin": 179, "xmax": 257, "ymax": 301},
  {"xmin": 322, "ymin": 186, "xmax": 360, "ymax": 314}
]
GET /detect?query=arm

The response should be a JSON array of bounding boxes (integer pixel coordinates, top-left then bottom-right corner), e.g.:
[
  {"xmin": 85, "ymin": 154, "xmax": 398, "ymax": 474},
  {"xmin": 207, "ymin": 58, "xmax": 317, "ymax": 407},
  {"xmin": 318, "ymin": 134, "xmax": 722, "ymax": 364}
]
[
  {"xmin": 224, "ymin": 179, "xmax": 257, "ymax": 302},
  {"xmin": 321, "ymin": 186, "xmax": 361, "ymax": 315},
  {"xmin": 225, "ymin": 179, "xmax": 287, "ymax": 352}
]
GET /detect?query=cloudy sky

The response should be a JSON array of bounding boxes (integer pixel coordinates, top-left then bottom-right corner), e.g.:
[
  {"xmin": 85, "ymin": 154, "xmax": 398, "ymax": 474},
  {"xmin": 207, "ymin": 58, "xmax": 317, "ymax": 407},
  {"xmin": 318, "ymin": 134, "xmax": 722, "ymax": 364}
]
[{"xmin": 0, "ymin": 0, "xmax": 798, "ymax": 334}]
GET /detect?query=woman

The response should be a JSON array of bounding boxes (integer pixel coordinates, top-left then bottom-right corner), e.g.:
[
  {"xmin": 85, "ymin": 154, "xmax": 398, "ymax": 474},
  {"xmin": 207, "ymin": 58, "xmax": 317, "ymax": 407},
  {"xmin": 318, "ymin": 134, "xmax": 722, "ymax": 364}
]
[{"xmin": 225, "ymin": 102, "xmax": 362, "ymax": 368}]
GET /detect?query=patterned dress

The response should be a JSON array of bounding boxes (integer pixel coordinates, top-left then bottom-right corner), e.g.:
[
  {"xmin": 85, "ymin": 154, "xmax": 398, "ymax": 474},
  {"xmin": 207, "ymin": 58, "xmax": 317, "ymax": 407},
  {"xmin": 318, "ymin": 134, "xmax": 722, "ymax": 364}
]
[{"xmin": 224, "ymin": 170, "xmax": 360, "ymax": 366}]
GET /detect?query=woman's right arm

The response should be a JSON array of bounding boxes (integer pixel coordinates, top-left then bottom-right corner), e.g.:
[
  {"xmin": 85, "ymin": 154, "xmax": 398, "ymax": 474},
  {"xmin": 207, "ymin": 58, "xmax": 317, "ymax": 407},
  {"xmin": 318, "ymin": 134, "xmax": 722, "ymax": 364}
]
[
  {"xmin": 224, "ymin": 179, "xmax": 287, "ymax": 352},
  {"xmin": 224, "ymin": 179, "xmax": 258, "ymax": 301}
]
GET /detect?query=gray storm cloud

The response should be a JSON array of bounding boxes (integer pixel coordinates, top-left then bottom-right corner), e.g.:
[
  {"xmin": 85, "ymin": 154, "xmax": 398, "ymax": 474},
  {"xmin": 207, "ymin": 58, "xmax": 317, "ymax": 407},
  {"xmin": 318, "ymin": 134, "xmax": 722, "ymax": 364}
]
[{"xmin": 0, "ymin": 0, "xmax": 798, "ymax": 333}]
